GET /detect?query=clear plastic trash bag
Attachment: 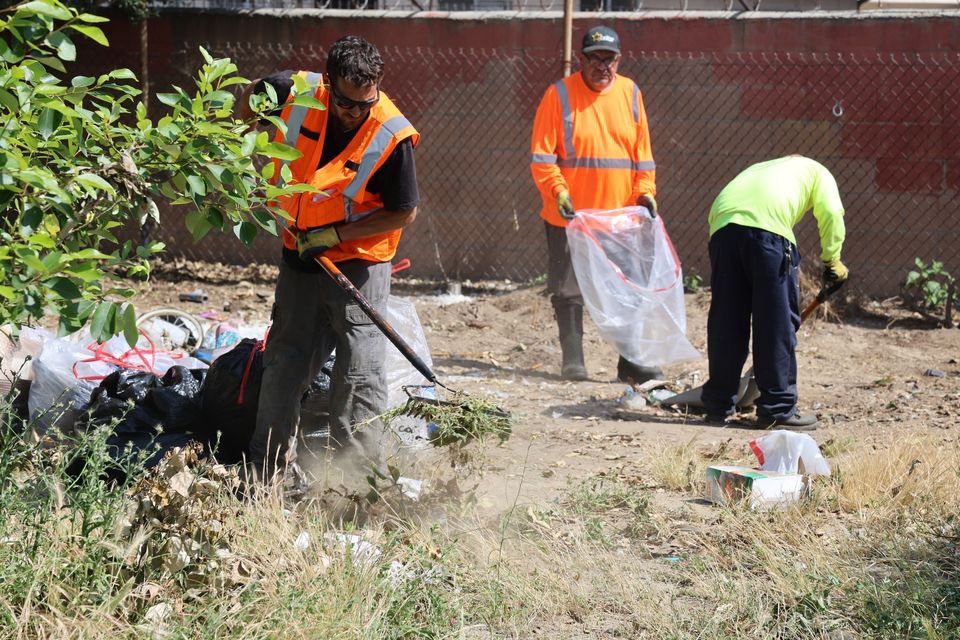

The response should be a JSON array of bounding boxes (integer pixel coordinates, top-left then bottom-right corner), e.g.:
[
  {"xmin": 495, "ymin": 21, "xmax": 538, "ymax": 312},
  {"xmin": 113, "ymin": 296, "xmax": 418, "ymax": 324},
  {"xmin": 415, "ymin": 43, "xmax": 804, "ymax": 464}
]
[{"xmin": 566, "ymin": 207, "xmax": 700, "ymax": 367}]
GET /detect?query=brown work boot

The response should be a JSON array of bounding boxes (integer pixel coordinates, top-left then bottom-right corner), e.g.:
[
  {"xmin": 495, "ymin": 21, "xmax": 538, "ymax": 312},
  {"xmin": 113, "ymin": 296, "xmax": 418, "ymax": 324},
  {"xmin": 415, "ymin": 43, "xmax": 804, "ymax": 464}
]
[{"xmin": 555, "ymin": 304, "xmax": 588, "ymax": 381}]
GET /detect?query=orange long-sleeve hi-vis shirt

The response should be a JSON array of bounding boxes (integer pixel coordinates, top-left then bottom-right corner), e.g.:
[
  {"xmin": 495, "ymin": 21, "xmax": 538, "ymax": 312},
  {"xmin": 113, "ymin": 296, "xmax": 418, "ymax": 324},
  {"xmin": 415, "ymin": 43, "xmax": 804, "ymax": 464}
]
[{"xmin": 530, "ymin": 73, "xmax": 656, "ymax": 227}]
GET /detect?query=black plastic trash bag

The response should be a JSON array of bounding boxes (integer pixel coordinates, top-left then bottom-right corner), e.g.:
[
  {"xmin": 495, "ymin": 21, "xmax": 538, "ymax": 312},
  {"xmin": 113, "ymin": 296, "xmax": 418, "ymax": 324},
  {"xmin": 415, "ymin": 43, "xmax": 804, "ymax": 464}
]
[
  {"xmin": 71, "ymin": 366, "xmax": 207, "ymax": 482},
  {"xmin": 198, "ymin": 338, "xmax": 265, "ymax": 464},
  {"xmin": 78, "ymin": 366, "xmax": 206, "ymax": 435}
]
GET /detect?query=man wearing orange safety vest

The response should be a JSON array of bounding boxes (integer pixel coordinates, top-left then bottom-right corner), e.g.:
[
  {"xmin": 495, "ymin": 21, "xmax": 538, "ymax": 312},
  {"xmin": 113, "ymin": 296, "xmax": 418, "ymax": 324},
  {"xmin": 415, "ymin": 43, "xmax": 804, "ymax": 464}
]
[
  {"xmin": 239, "ymin": 37, "xmax": 420, "ymax": 479},
  {"xmin": 530, "ymin": 26, "xmax": 660, "ymax": 383}
]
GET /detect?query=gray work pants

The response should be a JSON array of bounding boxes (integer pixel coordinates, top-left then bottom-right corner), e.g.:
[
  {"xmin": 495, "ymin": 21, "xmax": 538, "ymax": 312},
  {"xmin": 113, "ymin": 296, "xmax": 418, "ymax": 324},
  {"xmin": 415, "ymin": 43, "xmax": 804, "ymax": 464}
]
[
  {"xmin": 545, "ymin": 221, "xmax": 583, "ymax": 309},
  {"xmin": 250, "ymin": 259, "xmax": 390, "ymax": 474}
]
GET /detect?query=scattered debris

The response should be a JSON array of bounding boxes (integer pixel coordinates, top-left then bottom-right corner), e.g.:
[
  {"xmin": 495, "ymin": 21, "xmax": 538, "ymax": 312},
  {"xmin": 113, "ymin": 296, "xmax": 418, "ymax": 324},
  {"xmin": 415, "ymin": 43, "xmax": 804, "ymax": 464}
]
[
  {"xmin": 178, "ymin": 290, "xmax": 208, "ymax": 303},
  {"xmin": 925, "ymin": 368, "xmax": 947, "ymax": 378}
]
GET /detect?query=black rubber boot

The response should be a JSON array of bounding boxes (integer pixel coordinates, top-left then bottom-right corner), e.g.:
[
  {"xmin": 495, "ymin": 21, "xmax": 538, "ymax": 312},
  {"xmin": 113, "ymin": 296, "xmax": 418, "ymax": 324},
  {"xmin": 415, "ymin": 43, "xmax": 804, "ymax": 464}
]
[
  {"xmin": 555, "ymin": 304, "xmax": 588, "ymax": 381},
  {"xmin": 617, "ymin": 356, "xmax": 663, "ymax": 385}
]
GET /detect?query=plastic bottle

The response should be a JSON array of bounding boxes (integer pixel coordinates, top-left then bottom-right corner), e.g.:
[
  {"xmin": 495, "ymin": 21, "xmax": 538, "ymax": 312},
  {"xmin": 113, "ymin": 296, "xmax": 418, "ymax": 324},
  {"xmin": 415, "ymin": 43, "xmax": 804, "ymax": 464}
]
[{"xmin": 178, "ymin": 290, "xmax": 208, "ymax": 303}]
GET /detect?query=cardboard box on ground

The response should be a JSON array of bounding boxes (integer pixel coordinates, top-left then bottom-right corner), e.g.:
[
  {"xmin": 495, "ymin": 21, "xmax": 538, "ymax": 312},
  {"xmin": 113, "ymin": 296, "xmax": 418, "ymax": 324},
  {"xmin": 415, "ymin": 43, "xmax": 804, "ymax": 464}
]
[{"xmin": 704, "ymin": 431, "xmax": 832, "ymax": 510}]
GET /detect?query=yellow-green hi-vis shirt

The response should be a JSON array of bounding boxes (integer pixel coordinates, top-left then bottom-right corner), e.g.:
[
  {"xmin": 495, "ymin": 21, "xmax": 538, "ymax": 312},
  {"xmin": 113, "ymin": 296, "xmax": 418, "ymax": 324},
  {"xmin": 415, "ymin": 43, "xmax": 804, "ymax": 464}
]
[{"xmin": 708, "ymin": 156, "xmax": 846, "ymax": 262}]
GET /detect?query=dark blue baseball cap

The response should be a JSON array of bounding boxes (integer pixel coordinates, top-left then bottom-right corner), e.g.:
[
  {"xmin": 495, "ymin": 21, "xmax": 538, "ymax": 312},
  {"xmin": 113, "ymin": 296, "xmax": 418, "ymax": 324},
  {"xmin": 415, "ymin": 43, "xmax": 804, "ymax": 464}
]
[{"xmin": 582, "ymin": 26, "xmax": 620, "ymax": 54}]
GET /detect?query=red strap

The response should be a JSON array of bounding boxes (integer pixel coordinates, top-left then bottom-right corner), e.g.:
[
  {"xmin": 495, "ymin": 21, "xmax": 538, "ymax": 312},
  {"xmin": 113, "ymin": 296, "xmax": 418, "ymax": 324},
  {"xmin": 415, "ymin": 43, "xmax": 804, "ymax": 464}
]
[
  {"xmin": 391, "ymin": 258, "xmax": 411, "ymax": 274},
  {"xmin": 749, "ymin": 439, "xmax": 765, "ymax": 466},
  {"xmin": 237, "ymin": 340, "xmax": 265, "ymax": 405},
  {"xmin": 72, "ymin": 331, "xmax": 182, "ymax": 381}
]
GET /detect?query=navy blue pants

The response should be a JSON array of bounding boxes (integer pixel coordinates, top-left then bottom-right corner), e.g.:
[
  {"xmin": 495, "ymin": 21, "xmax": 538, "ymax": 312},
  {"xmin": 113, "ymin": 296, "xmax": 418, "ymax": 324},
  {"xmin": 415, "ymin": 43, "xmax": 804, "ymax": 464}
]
[{"xmin": 701, "ymin": 224, "xmax": 801, "ymax": 421}]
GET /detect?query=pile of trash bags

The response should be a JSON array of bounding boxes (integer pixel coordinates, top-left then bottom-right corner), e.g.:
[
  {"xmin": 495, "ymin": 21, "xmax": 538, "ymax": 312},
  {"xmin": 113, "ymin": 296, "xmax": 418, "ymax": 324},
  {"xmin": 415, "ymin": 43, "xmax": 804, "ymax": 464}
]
[{"xmin": 2, "ymin": 296, "xmax": 434, "ymax": 479}]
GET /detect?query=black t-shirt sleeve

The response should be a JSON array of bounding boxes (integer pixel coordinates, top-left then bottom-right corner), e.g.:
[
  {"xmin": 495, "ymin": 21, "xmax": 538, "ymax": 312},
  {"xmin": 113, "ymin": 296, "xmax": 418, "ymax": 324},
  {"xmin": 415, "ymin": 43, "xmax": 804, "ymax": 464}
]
[
  {"xmin": 252, "ymin": 70, "xmax": 296, "ymax": 122},
  {"xmin": 364, "ymin": 137, "xmax": 419, "ymax": 211}
]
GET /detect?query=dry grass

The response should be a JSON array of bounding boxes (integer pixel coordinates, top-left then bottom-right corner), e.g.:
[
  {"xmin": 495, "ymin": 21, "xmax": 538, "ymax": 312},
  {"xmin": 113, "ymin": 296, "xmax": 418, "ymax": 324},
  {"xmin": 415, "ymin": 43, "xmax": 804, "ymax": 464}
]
[{"xmin": 3, "ymin": 396, "xmax": 959, "ymax": 639}]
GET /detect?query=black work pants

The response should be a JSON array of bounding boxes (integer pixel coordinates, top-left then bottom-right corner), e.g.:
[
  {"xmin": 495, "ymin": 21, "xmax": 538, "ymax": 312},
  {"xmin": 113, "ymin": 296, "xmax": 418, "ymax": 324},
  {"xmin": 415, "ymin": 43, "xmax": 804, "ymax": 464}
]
[{"xmin": 701, "ymin": 224, "xmax": 801, "ymax": 421}]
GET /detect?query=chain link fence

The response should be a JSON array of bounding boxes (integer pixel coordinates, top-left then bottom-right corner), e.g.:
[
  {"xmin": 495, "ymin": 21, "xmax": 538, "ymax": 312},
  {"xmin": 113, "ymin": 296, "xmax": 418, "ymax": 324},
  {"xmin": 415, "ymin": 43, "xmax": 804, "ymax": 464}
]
[{"xmin": 154, "ymin": 41, "xmax": 960, "ymax": 296}]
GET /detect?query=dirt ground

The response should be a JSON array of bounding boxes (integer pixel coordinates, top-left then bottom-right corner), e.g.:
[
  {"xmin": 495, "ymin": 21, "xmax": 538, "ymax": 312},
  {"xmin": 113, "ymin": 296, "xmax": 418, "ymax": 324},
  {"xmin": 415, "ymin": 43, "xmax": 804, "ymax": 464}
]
[{"xmin": 137, "ymin": 258, "xmax": 960, "ymax": 518}]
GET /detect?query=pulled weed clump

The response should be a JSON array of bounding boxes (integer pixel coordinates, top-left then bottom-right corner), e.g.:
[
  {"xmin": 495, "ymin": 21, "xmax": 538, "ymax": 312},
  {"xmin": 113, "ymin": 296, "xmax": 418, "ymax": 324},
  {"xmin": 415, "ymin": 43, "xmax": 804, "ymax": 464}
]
[{"xmin": 383, "ymin": 390, "xmax": 512, "ymax": 448}]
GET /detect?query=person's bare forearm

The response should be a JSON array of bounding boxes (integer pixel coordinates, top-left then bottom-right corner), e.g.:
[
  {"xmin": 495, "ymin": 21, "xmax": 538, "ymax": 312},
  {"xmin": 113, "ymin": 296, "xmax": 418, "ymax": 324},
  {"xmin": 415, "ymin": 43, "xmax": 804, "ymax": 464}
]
[{"xmin": 336, "ymin": 207, "xmax": 417, "ymax": 241}]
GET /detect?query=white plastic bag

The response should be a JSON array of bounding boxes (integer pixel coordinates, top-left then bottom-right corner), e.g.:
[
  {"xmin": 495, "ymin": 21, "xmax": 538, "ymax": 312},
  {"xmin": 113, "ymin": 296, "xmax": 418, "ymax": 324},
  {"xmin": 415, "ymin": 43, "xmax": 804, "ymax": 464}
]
[
  {"xmin": 566, "ymin": 207, "xmax": 700, "ymax": 367},
  {"xmin": 384, "ymin": 295, "xmax": 433, "ymax": 409},
  {"xmin": 28, "ymin": 330, "xmax": 207, "ymax": 432},
  {"xmin": 749, "ymin": 430, "xmax": 831, "ymax": 476}
]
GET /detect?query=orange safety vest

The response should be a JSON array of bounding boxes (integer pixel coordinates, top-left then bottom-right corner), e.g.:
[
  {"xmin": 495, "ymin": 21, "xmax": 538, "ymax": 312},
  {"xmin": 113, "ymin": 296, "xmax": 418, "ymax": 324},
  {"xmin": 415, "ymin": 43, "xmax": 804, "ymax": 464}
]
[
  {"xmin": 530, "ymin": 73, "xmax": 656, "ymax": 228},
  {"xmin": 273, "ymin": 71, "xmax": 420, "ymax": 263}
]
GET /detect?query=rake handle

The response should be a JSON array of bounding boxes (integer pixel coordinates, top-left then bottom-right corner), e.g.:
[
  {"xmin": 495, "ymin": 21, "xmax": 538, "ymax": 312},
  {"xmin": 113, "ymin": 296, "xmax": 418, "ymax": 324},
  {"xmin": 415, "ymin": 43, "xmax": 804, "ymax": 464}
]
[
  {"xmin": 317, "ymin": 256, "xmax": 438, "ymax": 385},
  {"xmin": 800, "ymin": 279, "xmax": 846, "ymax": 324}
]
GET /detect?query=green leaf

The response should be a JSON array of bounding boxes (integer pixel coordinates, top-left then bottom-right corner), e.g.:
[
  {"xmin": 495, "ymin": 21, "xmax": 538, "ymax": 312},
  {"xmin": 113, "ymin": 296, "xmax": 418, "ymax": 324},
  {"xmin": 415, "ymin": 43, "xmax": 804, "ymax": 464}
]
[
  {"xmin": 71, "ymin": 248, "xmax": 112, "ymax": 260},
  {"xmin": 34, "ymin": 55, "xmax": 65, "ymax": 73},
  {"xmin": 74, "ymin": 173, "xmax": 115, "ymax": 194},
  {"xmin": 19, "ymin": 1, "xmax": 73, "ymax": 20},
  {"xmin": 121, "ymin": 303, "xmax": 138, "ymax": 348},
  {"xmin": 0, "ymin": 286, "xmax": 14, "ymax": 301},
  {"xmin": 259, "ymin": 142, "xmax": 302, "ymax": 162},
  {"xmin": 69, "ymin": 24, "xmax": 108, "ymax": 47},
  {"xmin": 38, "ymin": 107, "xmax": 63, "ymax": 139},
  {"xmin": 241, "ymin": 131, "xmax": 258, "ymax": 156},
  {"xmin": 157, "ymin": 93, "xmax": 183, "ymax": 108},
  {"xmin": 65, "ymin": 268, "xmax": 102, "ymax": 283},
  {"xmin": 78, "ymin": 13, "xmax": 110, "ymax": 23},
  {"xmin": 89, "ymin": 301, "xmax": 116, "ymax": 343},
  {"xmin": 290, "ymin": 94, "xmax": 326, "ymax": 110},
  {"xmin": 251, "ymin": 208, "xmax": 279, "ymax": 233},
  {"xmin": 199, "ymin": 46, "xmax": 213, "ymax": 64},
  {"xmin": 46, "ymin": 276, "xmax": 81, "ymax": 300},
  {"xmin": 108, "ymin": 68, "xmax": 137, "ymax": 81},
  {"xmin": 185, "ymin": 210, "xmax": 213, "ymax": 241},
  {"xmin": 46, "ymin": 32, "xmax": 76, "ymax": 62},
  {"xmin": 186, "ymin": 175, "xmax": 207, "ymax": 197},
  {"xmin": 233, "ymin": 221, "xmax": 257, "ymax": 246},
  {"xmin": 71, "ymin": 75, "xmax": 95, "ymax": 88},
  {"xmin": 0, "ymin": 89, "xmax": 18, "ymax": 112}
]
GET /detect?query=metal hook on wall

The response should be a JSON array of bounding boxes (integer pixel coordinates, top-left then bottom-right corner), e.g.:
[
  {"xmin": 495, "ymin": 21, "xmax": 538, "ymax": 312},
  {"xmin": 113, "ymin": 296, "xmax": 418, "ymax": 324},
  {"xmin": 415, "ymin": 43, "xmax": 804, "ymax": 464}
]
[{"xmin": 832, "ymin": 100, "xmax": 844, "ymax": 118}]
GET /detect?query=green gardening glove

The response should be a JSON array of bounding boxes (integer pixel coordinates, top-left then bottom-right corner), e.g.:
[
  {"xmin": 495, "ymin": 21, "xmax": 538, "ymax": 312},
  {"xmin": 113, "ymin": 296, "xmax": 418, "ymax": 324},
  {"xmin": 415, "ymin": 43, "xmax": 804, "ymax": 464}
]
[
  {"xmin": 297, "ymin": 225, "xmax": 340, "ymax": 260},
  {"xmin": 638, "ymin": 193, "xmax": 657, "ymax": 218},
  {"xmin": 557, "ymin": 190, "xmax": 576, "ymax": 220},
  {"xmin": 822, "ymin": 258, "xmax": 849, "ymax": 285}
]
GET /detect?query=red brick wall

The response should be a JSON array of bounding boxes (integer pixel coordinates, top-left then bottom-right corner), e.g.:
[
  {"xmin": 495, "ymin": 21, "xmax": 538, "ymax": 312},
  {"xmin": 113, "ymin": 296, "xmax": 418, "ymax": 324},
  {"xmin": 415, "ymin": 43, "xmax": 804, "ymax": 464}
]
[{"xmin": 78, "ymin": 11, "xmax": 960, "ymax": 295}]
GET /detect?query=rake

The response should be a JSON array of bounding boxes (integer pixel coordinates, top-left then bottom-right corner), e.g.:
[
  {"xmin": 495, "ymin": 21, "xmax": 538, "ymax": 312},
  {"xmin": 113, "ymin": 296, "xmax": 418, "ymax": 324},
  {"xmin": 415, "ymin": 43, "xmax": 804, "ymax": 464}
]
[{"xmin": 317, "ymin": 256, "xmax": 511, "ymax": 446}]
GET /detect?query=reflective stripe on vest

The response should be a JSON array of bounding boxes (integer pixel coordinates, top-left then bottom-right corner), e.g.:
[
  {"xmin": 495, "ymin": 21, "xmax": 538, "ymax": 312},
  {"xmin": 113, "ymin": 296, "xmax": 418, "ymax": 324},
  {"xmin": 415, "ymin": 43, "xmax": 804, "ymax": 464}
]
[
  {"xmin": 277, "ymin": 71, "xmax": 323, "ymax": 186},
  {"xmin": 531, "ymin": 153, "xmax": 558, "ymax": 164},
  {"xmin": 341, "ymin": 115, "xmax": 412, "ymax": 222},
  {"xmin": 343, "ymin": 115, "xmax": 411, "ymax": 201},
  {"xmin": 558, "ymin": 158, "xmax": 656, "ymax": 171},
  {"xmin": 540, "ymin": 78, "xmax": 655, "ymax": 173},
  {"xmin": 554, "ymin": 80, "xmax": 575, "ymax": 161}
]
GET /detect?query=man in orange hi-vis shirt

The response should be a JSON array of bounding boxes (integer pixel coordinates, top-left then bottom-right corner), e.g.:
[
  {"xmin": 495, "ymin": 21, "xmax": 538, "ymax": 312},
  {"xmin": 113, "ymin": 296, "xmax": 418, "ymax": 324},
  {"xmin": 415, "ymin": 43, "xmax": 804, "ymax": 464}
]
[{"xmin": 530, "ymin": 26, "xmax": 659, "ymax": 383}]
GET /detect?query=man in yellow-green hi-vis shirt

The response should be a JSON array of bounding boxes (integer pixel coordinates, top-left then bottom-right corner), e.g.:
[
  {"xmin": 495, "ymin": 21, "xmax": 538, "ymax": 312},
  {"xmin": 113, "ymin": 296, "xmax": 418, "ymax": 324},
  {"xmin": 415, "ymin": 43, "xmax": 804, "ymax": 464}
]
[{"xmin": 702, "ymin": 156, "xmax": 849, "ymax": 430}]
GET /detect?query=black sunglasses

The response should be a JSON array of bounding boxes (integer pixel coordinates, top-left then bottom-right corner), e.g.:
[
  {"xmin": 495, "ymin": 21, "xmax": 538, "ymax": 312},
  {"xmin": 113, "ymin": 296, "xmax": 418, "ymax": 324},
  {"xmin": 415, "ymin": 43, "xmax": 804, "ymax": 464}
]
[{"xmin": 329, "ymin": 82, "xmax": 380, "ymax": 111}]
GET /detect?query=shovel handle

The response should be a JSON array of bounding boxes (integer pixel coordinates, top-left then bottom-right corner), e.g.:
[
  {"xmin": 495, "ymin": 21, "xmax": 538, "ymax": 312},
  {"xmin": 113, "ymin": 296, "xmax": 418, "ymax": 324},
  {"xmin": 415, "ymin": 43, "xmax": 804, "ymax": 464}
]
[{"xmin": 317, "ymin": 255, "xmax": 437, "ymax": 384}]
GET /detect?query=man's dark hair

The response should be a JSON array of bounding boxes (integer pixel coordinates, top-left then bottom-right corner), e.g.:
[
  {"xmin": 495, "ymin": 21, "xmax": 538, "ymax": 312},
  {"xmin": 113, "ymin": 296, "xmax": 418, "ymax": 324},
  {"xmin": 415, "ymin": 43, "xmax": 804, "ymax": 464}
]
[{"xmin": 326, "ymin": 36, "xmax": 384, "ymax": 88}]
